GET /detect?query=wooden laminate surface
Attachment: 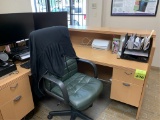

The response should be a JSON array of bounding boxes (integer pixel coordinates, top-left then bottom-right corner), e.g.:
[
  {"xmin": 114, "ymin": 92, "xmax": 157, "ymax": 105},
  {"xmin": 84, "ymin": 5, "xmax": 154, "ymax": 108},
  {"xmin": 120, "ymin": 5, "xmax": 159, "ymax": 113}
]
[
  {"xmin": 73, "ymin": 44, "xmax": 148, "ymax": 71},
  {"xmin": 0, "ymin": 65, "xmax": 30, "ymax": 90},
  {"xmin": 69, "ymin": 25, "xmax": 156, "ymax": 38},
  {"xmin": 69, "ymin": 26, "xmax": 155, "ymax": 71}
]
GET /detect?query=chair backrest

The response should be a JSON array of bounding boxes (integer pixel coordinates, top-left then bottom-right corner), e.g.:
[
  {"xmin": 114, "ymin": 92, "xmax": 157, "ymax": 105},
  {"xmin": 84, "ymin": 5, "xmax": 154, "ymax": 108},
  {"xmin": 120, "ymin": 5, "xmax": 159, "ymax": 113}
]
[
  {"xmin": 29, "ymin": 26, "xmax": 77, "ymax": 98},
  {"xmin": 60, "ymin": 57, "xmax": 78, "ymax": 81},
  {"xmin": 44, "ymin": 57, "xmax": 78, "ymax": 91}
]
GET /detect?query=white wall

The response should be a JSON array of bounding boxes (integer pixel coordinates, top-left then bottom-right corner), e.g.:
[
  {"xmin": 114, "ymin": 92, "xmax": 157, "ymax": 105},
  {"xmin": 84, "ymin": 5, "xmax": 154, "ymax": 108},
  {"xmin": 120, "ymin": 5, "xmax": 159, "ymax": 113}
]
[
  {"xmin": 88, "ymin": 0, "xmax": 160, "ymax": 67},
  {"xmin": 0, "ymin": 0, "xmax": 32, "ymax": 13},
  {"xmin": 87, "ymin": 0, "xmax": 102, "ymax": 27}
]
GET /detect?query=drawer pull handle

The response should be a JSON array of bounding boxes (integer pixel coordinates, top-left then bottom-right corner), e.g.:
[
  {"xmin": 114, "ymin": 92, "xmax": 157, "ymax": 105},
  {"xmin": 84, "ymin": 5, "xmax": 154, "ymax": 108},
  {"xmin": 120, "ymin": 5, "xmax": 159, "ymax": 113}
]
[
  {"xmin": 10, "ymin": 83, "xmax": 18, "ymax": 89},
  {"xmin": 123, "ymin": 83, "xmax": 130, "ymax": 86},
  {"xmin": 125, "ymin": 72, "xmax": 132, "ymax": 75},
  {"xmin": 13, "ymin": 95, "xmax": 22, "ymax": 102}
]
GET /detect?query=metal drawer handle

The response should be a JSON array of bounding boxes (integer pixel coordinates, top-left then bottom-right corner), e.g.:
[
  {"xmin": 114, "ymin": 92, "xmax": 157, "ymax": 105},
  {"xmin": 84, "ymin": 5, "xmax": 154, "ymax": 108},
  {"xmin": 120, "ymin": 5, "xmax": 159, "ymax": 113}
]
[
  {"xmin": 10, "ymin": 83, "xmax": 18, "ymax": 89},
  {"xmin": 125, "ymin": 72, "xmax": 132, "ymax": 75},
  {"xmin": 13, "ymin": 95, "xmax": 22, "ymax": 102},
  {"xmin": 123, "ymin": 83, "xmax": 130, "ymax": 87}
]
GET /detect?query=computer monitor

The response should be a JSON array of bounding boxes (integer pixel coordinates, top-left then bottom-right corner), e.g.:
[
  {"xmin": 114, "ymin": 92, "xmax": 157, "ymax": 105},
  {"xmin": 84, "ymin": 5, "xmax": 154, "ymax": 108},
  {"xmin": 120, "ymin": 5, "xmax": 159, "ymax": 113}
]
[
  {"xmin": 33, "ymin": 12, "xmax": 67, "ymax": 30},
  {"xmin": 0, "ymin": 13, "xmax": 34, "ymax": 46}
]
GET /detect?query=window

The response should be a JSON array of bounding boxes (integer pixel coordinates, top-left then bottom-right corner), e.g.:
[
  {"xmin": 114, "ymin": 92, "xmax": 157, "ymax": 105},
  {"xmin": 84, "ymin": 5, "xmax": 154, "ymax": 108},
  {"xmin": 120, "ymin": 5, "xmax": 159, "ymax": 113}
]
[{"xmin": 32, "ymin": 0, "xmax": 86, "ymax": 26}]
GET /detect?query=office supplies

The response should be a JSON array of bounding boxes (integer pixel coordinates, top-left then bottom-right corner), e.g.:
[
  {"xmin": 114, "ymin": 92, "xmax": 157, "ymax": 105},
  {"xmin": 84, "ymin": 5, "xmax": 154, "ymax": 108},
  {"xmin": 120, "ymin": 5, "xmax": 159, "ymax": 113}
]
[
  {"xmin": 92, "ymin": 39, "xmax": 111, "ymax": 50},
  {"xmin": 124, "ymin": 49, "xmax": 148, "ymax": 57},
  {"xmin": 126, "ymin": 34, "xmax": 136, "ymax": 49},
  {"xmin": 119, "ymin": 35, "xmax": 125, "ymax": 52},
  {"xmin": 0, "ymin": 52, "xmax": 9, "ymax": 66},
  {"xmin": 134, "ymin": 69, "xmax": 146, "ymax": 80},
  {"xmin": 20, "ymin": 61, "xmax": 30, "ymax": 69},
  {"xmin": 0, "ymin": 63, "xmax": 17, "ymax": 77},
  {"xmin": 15, "ymin": 51, "xmax": 30, "ymax": 60},
  {"xmin": 10, "ymin": 46, "xmax": 30, "ymax": 61},
  {"xmin": 143, "ymin": 30, "xmax": 154, "ymax": 51},
  {"xmin": 120, "ymin": 33, "xmax": 152, "ymax": 63},
  {"xmin": 112, "ymin": 38, "xmax": 120, "ymax": 54},
  {"xmin": 0, "ymin": 52, "xmax": 8, "ymax": 61},
  {"xmin": 133, "ymin": 37, "xmax": 141, "ymax": 50},
  {"xmin": 5, "ymin": 45, "xmax": 11, "ymax": 53}
]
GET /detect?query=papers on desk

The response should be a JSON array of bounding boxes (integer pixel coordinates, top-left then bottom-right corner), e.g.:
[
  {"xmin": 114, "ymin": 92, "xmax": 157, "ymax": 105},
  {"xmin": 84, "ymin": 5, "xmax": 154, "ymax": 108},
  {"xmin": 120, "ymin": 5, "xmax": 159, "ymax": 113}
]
[
  {"xmin": 125, "ymin": 30, "xmax": 154, "ymax": 51},
  {"xmin": 124, "ymin": 49, "xmax": 148, "ymax": 57}
]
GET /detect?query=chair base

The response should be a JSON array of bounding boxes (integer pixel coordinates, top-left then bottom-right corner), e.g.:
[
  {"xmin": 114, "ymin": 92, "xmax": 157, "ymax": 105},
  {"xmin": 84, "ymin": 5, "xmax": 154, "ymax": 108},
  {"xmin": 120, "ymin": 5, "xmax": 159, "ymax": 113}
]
[{"xmin": 47, "ymin": 107, "xmax": 93, "ymax": 120}]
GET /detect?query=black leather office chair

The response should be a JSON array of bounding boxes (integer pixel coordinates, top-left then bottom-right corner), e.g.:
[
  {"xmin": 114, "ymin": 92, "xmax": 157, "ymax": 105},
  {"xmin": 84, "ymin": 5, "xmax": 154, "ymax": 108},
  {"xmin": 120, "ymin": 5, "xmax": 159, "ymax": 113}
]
[
  {"xmin": 29, "ymin": 26, "xmax": 103, "ymax": 120},
  {"xmin": 43, "ymin": 57, "xmax": 103, "ymax": 120}
]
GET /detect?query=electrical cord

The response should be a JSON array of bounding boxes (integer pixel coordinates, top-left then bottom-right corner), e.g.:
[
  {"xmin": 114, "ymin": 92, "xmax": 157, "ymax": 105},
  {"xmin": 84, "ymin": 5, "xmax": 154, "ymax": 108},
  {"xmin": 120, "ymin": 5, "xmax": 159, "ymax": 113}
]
[{"xmin": 80, "ymin": 37, "xmax": 92, "ymax": 46}]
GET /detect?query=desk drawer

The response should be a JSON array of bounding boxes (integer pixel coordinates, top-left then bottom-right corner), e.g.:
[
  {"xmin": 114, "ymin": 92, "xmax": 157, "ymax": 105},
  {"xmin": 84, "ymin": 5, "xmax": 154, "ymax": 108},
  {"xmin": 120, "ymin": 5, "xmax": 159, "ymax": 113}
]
[
  {"xmin": 113, "ymin": 68, "xmax": 144, "ymax": 86},
  {"xmin": 110, "ymin": 79, "xmax": 143, "ymax": 107},
  {"xmin": 0, "ymin": 82, "xmax": 18, "ymax": 106},
  {"xmin": 0, "ymin": 74, "xmax": 30, "ymax": 106},
  {"xmin": 0, "ymin": 88, "xmax": 34, "ymax": 120}
]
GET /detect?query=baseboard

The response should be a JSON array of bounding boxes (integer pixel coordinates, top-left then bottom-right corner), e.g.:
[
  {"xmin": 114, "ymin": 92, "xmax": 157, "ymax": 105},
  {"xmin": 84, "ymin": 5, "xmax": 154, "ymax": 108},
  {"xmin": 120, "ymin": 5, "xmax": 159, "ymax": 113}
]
[{"xmin": 151, "ymin": 66, "xmax": 160, "ymax": 71}]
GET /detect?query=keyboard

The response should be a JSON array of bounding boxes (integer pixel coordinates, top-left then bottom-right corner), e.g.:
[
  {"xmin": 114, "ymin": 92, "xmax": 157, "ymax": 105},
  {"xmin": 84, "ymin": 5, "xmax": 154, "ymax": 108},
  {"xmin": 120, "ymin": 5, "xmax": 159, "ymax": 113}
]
[{"xmin": 20, "ymin": 61, "xmax": 30, "ymax": 69}]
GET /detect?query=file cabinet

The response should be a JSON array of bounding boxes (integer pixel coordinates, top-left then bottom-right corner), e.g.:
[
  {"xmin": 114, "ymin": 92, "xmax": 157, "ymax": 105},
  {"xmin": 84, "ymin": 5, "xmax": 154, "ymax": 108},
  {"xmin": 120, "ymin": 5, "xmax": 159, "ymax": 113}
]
[
  {"xmin": 0, "ymin": 66, "xmax": 34, "ymax": 120},
  {"xmin": 111, "ymin": 67, "xmax": 144, "ymax": 107}
]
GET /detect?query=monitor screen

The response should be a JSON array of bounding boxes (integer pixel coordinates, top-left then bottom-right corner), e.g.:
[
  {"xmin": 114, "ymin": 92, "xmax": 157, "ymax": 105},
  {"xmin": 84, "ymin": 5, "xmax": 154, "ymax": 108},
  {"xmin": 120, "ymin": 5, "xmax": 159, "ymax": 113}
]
[
  {"xmin": 0, "ymin": 13, "xmax": 34, "ymax": 46},
  {"xmin": 33, "ymin": 12, "xmax": 68, "ymax": 30}
]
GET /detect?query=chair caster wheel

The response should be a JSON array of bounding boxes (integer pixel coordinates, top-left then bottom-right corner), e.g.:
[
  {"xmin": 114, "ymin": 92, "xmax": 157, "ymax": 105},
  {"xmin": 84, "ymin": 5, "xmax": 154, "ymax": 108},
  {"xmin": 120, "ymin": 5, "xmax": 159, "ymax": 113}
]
[{"xmin": 47, "ymin": 114, "xmax": 53, "ymax": 119}]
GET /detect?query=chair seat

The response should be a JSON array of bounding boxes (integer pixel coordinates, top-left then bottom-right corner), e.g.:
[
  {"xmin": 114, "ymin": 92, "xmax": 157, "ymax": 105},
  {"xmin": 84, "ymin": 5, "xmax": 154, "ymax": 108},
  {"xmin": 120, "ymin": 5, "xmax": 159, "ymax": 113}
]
[{"xmin": 51, "ymin": 72, "xmax": 103, "ymax": 110}]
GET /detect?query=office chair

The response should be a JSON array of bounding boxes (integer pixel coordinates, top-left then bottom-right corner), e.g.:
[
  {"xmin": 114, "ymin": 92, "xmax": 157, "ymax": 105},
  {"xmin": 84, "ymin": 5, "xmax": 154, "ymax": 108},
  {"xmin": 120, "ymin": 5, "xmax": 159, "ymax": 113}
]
[{"xmin": 29, "ymin": 26, "xmax": 103, "ymax": 120}]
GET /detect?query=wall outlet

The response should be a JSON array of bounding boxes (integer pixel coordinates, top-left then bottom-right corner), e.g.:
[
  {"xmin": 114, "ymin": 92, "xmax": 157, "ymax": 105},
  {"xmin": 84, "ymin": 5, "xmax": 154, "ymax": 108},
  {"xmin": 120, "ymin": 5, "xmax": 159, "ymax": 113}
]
[{"xmin": 92, "ymin": 3, "xmax": 97, "ymax": 9}]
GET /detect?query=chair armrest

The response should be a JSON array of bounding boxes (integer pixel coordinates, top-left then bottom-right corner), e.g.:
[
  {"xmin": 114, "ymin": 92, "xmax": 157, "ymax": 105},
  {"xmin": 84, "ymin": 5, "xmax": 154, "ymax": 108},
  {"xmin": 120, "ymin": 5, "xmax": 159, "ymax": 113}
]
[
  {"xmin": 77, "ymin": 58, "xmax": 98, "ymax": 78},
  {"xmin": 42, "ymin": 74, "xmax": 69, "ymax": 104}
]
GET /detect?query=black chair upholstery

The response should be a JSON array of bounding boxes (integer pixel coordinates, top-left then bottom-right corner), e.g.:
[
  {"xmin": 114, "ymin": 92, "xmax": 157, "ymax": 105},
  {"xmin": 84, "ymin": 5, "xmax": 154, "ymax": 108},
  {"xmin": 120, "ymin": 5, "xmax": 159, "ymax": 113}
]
[{"xmin": 30, "ymin": 26, "xmax": 103, "ymax": 120}]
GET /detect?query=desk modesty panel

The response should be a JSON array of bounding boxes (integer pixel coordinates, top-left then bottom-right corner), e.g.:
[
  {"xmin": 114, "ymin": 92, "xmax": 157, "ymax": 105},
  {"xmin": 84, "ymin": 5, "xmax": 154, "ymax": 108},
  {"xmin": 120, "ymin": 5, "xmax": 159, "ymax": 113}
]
[{"xmin": 68, "ymin": 25, "xmax": 156, "ymax": 120}]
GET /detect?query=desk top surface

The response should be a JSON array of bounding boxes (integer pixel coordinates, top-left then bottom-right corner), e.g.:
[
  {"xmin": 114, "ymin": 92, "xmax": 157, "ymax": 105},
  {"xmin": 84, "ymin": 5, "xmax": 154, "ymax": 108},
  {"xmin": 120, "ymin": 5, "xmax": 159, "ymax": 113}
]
[
  {"xmin": 69, "ymin": 25, "xmax": 156, "ymax": 37},
  {"xmin": 0, "ymin": 65, "xmax": 30, "ymax": 88},
  {"xmin": 69, "ymin": 26, "xmax": 151, "ymax": 71},
  {"xmin": 73, "ymin": 45, "xmax": 148, "ymax": 71}
]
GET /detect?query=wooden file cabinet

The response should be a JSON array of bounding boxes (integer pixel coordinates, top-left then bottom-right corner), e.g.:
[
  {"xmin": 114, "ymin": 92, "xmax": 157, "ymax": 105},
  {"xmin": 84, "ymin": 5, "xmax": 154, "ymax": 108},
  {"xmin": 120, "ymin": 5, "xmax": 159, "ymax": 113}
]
[
  {"xmin": 111, "ymin": 67, "xmax": 144, "ymax": 107},
  {"xmin": 0, "ymin": 66, "xmax": 34, "ymax": 120}
]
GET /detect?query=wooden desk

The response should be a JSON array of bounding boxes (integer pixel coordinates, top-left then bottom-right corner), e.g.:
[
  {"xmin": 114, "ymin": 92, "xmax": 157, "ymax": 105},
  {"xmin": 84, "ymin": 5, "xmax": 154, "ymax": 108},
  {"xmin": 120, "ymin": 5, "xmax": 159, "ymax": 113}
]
[
  {"xmin": 0, "ymin": 65, "xmax": 34, "ymax": 120},
  {"xmin": 69, "ymin": 26, "xmax": 156, "ymax": 119}
]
